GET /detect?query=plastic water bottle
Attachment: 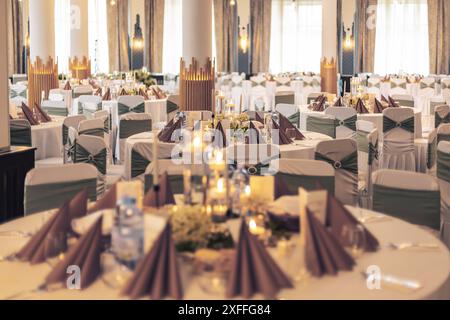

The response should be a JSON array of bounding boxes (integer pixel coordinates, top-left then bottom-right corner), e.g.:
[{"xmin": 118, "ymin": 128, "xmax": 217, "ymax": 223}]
[{"xmin": 111, "ymin": 196, "xmax": 144, "ymax": 270}]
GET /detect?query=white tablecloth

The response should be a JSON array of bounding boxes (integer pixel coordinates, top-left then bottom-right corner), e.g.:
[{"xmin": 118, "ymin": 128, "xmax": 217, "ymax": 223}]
[
  {"xmin": 122, "ymin": 131, "xmax": 332, "ymax": 180},
  {"xmin": 0, "ymin": 200, "xmax": 449, "ymax": 300},
  {"xmin": 31, "ymin": 117, "xmax": 64, "ymax": 160}
]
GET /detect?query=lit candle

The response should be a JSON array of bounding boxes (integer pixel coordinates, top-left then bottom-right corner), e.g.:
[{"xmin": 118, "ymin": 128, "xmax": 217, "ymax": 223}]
[
  {"xmin": 248, "ymin": 218, "xmax": 265, "ymax": 236},
  {"xmin": 152, "ymin": 129, "xmax": 159, "ymax": 186}
]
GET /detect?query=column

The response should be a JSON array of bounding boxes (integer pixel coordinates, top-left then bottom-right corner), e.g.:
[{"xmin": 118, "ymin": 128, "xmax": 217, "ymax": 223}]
[
  {"xmin": 321, "ymin": 0, "xmax": 338, "ymax": 94},
  {"xmin": 28, "ymin": 0, "xmax": 58, "ymax": 106},
  {"xmin": 182, "ymin": 0, "xmax": 212, "ymax": 63},
  {"xmin": 0, "ymin": 0, "xmax": 10, "ymax": 152},
  {"xmin": 70, "ymin": 0, "xmax": 90, "ymax": 79}
]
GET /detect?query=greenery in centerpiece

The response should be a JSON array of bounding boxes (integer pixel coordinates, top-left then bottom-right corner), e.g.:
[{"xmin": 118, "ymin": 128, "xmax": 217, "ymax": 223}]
[{"xmin": 134, "ymin": 70, "xmax": 157, "ymax": 88}]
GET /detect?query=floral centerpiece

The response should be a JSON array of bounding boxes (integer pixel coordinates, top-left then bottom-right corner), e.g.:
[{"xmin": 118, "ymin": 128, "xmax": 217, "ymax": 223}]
[{"xmin": 134, "ymin": 70, "xmax": 157, "ymax": 88}]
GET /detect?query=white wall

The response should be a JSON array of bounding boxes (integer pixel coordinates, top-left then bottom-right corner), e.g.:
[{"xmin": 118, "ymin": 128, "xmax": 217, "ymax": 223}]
[{"xmin": 0, "ymin": 0, "xmax": 10, "ymax": 153}]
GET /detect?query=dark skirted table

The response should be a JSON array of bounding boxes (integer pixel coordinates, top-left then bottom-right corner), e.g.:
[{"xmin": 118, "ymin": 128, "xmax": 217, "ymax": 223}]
[{"xmin": 0, "ymin": 147, "xmax": 36, "ymax": 222}]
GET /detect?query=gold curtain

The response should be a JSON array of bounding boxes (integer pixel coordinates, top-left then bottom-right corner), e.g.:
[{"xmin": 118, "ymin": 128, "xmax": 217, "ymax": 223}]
[
  {"xmin": 107, "ymin": 0, "xmax": 130, "ymax": 72},
  {"xmin": 355, "ymin": 0, "xmax": 377, "ymax": 73},
  {"xmin": 144, "ymin": 0, "xmax": 165, "ymax": 72},
  {"xmin": 250, "ymin": 0, "xmax": 272, "ymax": 73},
  {"xmin": 7, "ymin": 0, "xmax": 24, "ymax": 75},
  {"xmin": 214, "ymin": 0, "xmax": 238, "ymax": 72},
  {"xmin": 428, "ymin": 0, "xmax": 450, "ymax": 74}
]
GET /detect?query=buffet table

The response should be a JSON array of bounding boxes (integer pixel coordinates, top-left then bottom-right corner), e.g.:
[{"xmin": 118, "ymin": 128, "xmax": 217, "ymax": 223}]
[{"xmin": 0, "ymin": 197, "xmax": 449, "ymax": 300}]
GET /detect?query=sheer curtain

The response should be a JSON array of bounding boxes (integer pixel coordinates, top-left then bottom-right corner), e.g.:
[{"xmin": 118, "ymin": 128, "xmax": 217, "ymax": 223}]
[
  {"xmin": 162, "ymin": 0, "xmax": 182, "ymax": 74},
  {"xmin": 269, "ymin": 0, "xmax": 323, "ymax": 74},
  {"xmin": 374, "ymin": 0, "xmax": 429, "ymax": 75},
  {"xmin": 55, "ymin": 0, "xmax": 71, "ymax": 74},
  {"xmin": 88, "ymin": 0, "xmax": 109, "ymax": 74}
]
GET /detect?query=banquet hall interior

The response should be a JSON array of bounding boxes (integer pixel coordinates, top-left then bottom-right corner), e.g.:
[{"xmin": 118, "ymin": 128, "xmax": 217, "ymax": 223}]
[{"xmin": 0, "ymin": 0, "xmax": 450, "ymax": 301}]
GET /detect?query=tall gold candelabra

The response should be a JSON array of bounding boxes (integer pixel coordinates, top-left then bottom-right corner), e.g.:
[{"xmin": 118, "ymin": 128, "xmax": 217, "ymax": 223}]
[{"xmin": 320, "ymin": 57, "xmax": 337, "ymax": 94}]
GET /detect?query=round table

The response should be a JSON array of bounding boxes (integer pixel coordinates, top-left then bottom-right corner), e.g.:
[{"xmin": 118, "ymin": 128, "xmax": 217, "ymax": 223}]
[
  {"xmin": 0, "ymin": 199, "xmax": 449, "ymax": 300},
  {"xmin": 31, "ymin": 117, "xmax": 64, "ymax": 161}
]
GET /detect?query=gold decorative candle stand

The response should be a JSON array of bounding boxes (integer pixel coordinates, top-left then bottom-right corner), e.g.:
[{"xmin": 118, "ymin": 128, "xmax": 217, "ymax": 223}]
[
  {"xmin": 320, "ymin": 58, "xmax": 337, "ymax": 94},
  {"xmin": 69, "ymin": 56, "xmax": 91, "ymax": 80},
  {"xmin": 28, "ymin": 56, "xmax": 59, "ymax": 107},
  {"xmin": 179, "ymin": 58, "xmax": 215, "ymax": 111}
]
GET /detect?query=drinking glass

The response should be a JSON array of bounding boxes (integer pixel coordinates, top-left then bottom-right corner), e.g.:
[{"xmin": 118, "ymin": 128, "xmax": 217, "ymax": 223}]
[
  {"xmin": 45, "ymin": 232, "xmax": 68, "ymax": 266},
  {"xmin": 343, "ymin": 224, "xmax": 366, "ymax": 258}
]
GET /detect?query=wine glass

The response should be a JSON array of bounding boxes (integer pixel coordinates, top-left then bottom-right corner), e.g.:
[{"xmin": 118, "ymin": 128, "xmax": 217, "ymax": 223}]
[
  {"xmin": 343, "ymin": 224, "xmax": 366, "ymax": 258},
  {"xmin": 44, "ymin": 232, "xmax": 68, "ymax": 267}
]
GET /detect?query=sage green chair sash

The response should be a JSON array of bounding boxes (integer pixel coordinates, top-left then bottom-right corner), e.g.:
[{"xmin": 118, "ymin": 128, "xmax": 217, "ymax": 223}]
[
  {"xmin": 167, "ymin": 100, "xmax": 180, "ymax": 114},
  {"xmin": 25, "ymin": 178, "xmax": 97, "ymax": 215},
  {"xmin": 42, "ymin": 106, "xmax": 68, "ymax": 117},
  {"xmin": 395, "ymin": 99, "xmax": 415, "ymax": 108},
  {"xmin": 368, "ymin": 141, "xmax": 379, "ymax": 166},
  {"xmin": 10, "ymin": 90, "xmax": 27, "ymax": 99},
  {"xmin": 73, "ymin": 91, "xmax": 92, "ymax": 99},
  {"xmin": 356, "ymin": 130, "xmax": 369, "ymax": 153},
  {"xmin": 78, "ymin": 127, "xmax": 105, "ymax": 138},
  {"xmin": 103, "ymin": 117, "xmax": 111, "ymax": 133},
  {"xmin": 131, "ymin": 149, "xmax": 150, "ymax": 178},
  {"xmin": 275, "ymin": 94, "xmax": 295, "ymax": 106},
  {"xmin": 438, "ymin": 133, "xmax": 450, "ymax": 144},
  {"xmin": 373, "ymin": 185, "xmax": 440, "ymax": 230},
  {"xmin": 79, "ymin": 102, "xmax": 102, "ymax": 117},
  {"xmin": 74, "ymin": 144, "xmax": 107, "ymax": 175},
  {"xmin": 287, "ymin": 112, "xmax": 300, "ymax": 128},
  {"xmin": 275, "ymin": 173, "xmax": 335, "ymax": 195},
  {"xmin": 306, "ymin": 116, "xmax": 336, "ymax": 138},
  {"xmin": 118, "ymin": 102, "xmax": 145, "ymax": 116},
  {"xmin": 62, "ymin": 124, "xmax": 69, "ymax": 145},
  {"xmin": 436, "ymin": 113, "xmax": 450, "ymax": 128},
  {"xmin": 119, "ymin": 119, "xmax": 152, "ymax": 139},
  {"xmin": 383, "ymin": 116, "xmax": 415, "ymax": 133},
  {"xmin": 10, "ymin": 121, "xmax": 32, "ymax": 147},
  {"xmin": 315, "ymin": 151, "xmax": 358, "ymax": 175},
  {"xmin": 427, "ymin": 137, "xmax": 437, "ymax": 170},
  {"xmin": 336, "ymin": 115, "xmax": 357, "ymax": 132},
  {"xmin": 437, "ymin": 150, "xmax": 450, "ymax": 183}
]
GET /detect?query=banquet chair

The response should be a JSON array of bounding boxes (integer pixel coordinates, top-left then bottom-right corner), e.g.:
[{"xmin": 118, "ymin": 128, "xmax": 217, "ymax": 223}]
[
  {"xmin": 441, "ymin": 78, "xmax": 450, "ymax": 104},
  {"xmin": 77, "ymin": 118, "xmax": 105, "ymax": 138},
  {"xmin": 306, "ymin": 114, "xmax": 337, "ymax": 138},
  {"xmin": 144, "ymin": 160, "xmax": 209, "ymax": 194},
  {"xmin": 325, "ymin": 107, "xmax": 357, "ymax": 139},
  {"xmin": 367, "ymin": 77, "xmax": 381, "ymax": 97},
  {"xmin": 166, "ymin": 94, "xmax": 180, "ymax": 121},
  {"xmin": 418, "ymin": 77, "xmax": 437, "ymax": 114},
  {"xmin": 226, "ymin": 144, "xmax": 281, "ymax": 175},
  {"xmin": 273, "ymin": 159, "xmax": 335, "ymax": 195},
  {"xmin": 373, "ymin": 169, "xmax": 441, "ymax": 231},
  {"xmin": 437, "ymin": 124, "xmax": 450, "ymax": 144},
  {"xmin": 435, "ymin": 105, "xmax": 450, "ymax": 129},
  {"xmin": 389, "ymin": 78, "xmax": 408, "ymax": 95},
  {"xmin": 302, "ymin": 76, "xmax": 322, "ymax": 104},
  {"xmin": 391, "ymin": 94, "xmax": 415, "ymax": 108},
  {"xmin": 41, "ymin": 100, "xmax": 68, "ymax": 117},
  {"xmin": 9, "ymin": 84, "xmax": 27, "ymax": 107},
  {"xmin": 382, "ymin": 108, "xmax": 416, "ymax": 171},
  {"xmin": 116, "ymin": 113, "xmax": 152, "ymax": 163},
  {"xmin": 94, "ymin": 110, "xmax": 112, "ymax": 157},
  {"xmin": 358, "ymin": 128, "xmax": 379, "ymax": 209},
  {"xmin": 315, "ymin": 139, "xmax": 358, "ymax": 205},
  {"xmin": 117, "ymin": 95, "xmax": 145, "ymax": 117},
  {"xmin": 414, "ymin": 129, "xmax": 437, "ymax": 176},
  {"xmin": 276, "ymin": 104, "xmax": 300, "ymax": 128},
  {"xmin": 130, "ymin": 141, "xmax": 175, "ymax": 180},
  {"xmin": 78, "ymin": 95, "xmax": 102, "ymax": 118},
  {"xmin": 72, "ymin": 85, "xmax": 93, "ymax": 99},
  {"xmin": 429, "ymin": 98, "xmax": 447, "ymax": 116},
  {"xmin": 48, "ymin": 88, "xmax": 65, "ymax": 101},
  {"xmin": 62, "ymin": 115, "xmax": 86, "ymax": 164},
  {"xmin": 275, "ymin": 91, "xmax": 295, "ymax": 106},
  {"xmin": 24, "ymin": 163, "xmax": 97, "ymax": 216},
  {"xmin": 9, "ymin": 119, "xmax": 32, "ymax": 147},
  {"xmin": 307, "ymin": 92, "xmax": 325, "ymax": 105},
  {"xmin": 437, "ymin": 142, "xmax": 450, "ymax": 247}
]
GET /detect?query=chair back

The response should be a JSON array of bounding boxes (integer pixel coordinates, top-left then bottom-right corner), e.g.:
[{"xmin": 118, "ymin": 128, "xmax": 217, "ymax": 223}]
[
  {"xmin": 129, "ymin": 141, "xmax": 175, "ymax": 179},
  {"xmin": 441, "ymin": 78, "xmax": 450, "ymax": 101},
  {"xmin": 117, "ymin": 95, "xmax": 145, "ymax": 116},
  {"xmin": 117, "ymin": 113, "xmax": 152, "ymax": 163},
  {"xmin": 78, "ymin": 118, "xmax": 105, "ymax": 138},
  {"xmin": 78, "ymin": 95, "xmax": 102, "ymax": 117},
  {"xmin": 306, "ymin": 114, "xmax": 336, "ymax": 138},
  {"xmin": 276, "ymin": 104, "xmax": 299, "ymax": 128},
  {"xmin": 435, "ymin": 105, "xmax": 450, "ymax": 129},
  {"xmin": 41, "ymin": 100, "xmax": 68, "ymax": 117},
  {"xmin": 315, "ymin": 139, "xmax": 358, "ymax": 205},
  {"xmin": 24, "ymin": 163, "xmax": 97, "ymax": 215},
  {"xmin": 73, "ymin": 85, "xmax": 93, "ymax": 98},
  {"xmin": 372, "ymin": 169, "xmax": 440, "ymax": 230},
  {"xmin": 418, "ymin": 77, "xmax": 437, "ymax": 98},
  {"xmin": 10, "ymin": 119, "xmax": 32, "ymax": 147},
  {"xmin": 367, "ymin": 77, "xmax": 381, "ymax": 96},
  {"xmin": 74, "ymin": 135, "xmax": 108, "ymax": 175},
  {"xmin": 62, "ymin": 115, "xmax": 86, "ymax": 146},
  {"xmin": 390, "ymin": 78, "xmax": 408, "ymax": 95},
  {"xmin": 325, "ymin": 107, "xmax": 357, "ymax": 139},
  {"xmin": 275, "ymin": 91, "xmax": 295, "ymax": 106},
  {"xmin": 437, "ymin": 142, "xmax": 450, "ymax": 246},
  {"xmin": 392, "ymin": 94, "xmax": 415, "ymax": 108}
]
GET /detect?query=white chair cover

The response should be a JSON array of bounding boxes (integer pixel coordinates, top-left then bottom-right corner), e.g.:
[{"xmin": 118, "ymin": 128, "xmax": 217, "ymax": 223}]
[
  {"xmin": 392, "ymin": 94, "xmax": 415, "ymax": 108},
  {"xmin": 418, "ymin": 77, "xmax": 437, "ymax": 114},
  {"xmin": 116, "ymin": 113, "xmax": 152, "ymax": 163},
  {"xmin": 441, "ymin": 78, "xmax": 450, "ymax": 104},
  {"xmin": 437, "ymin": 141, "xmax": 450, "ymax": 248},
  {"xmin": 78, "ymin": 95, "xmax": 102, "ymax": 118},
  {"xmin": 390, "ymin": 78, "xmax": 408, "ymax": 95},
  {"xmin": 62, "ymin": 115, "xmax": 86, "ymax": 163},
  {"xmin": 325, "ymin": 107, "xmax": 357, "ymax": 139},
  {"xmin": 78, "ymin": 118, "xmax": 104, "ymax": 138},
  {"xmin": 367, "ymin": 77, "xmax": 381, "ymax": 97},
  {"xmin": 435, "ymin": 105, "xmax": 450, "ymax": 129},
  {"xmin": 382, "ymin": 108, "xmax": 416, "ymax": 171}
]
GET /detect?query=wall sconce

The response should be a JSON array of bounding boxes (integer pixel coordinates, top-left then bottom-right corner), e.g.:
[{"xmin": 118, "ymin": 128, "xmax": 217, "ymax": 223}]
[
  {"xmin": 239, "ymin": 27, "xmax": 249, "ymax": 54},
  {"xmin": 230, "ymin": 0, "xmax": 236, "ymax": 6},
  {"xmin": 110, "ymin": 0, "xmax": 116, "ymax": 6},
  {"xmin": 343, "ymin": 27, "xmax": 354, "ymax": 50},
  {"xmin": 132, "ymin": 37, "xmax": 144, "ymax": 51}
]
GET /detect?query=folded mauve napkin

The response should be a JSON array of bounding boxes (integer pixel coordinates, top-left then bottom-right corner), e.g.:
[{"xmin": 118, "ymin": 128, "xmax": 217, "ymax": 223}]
[
  {"xmin": 274, "ymin": 175, "xmax": 295, "ymax": 199},
  {"xmin": 119, "ymin": 88, "xmax": 128, "ymax": 96},
  {"xmin": 278, "ymin": 113, "xmax": 305, "ymax": 141},
  {"xmin": 373, "ymin": 98, "xmax": 385, "ymax": 114},
  {"xmin": 213, "ymin": 121, "xmax": 227, "ymax": 148},
  {"xmin": 16, "ymin": 202, "xmax": 70, "ymax": 264},
  {"xmin": 226, "ymin": 220, "xmax": 293, "ymax": 299},
  {"xmin": 355, "ymin": 99, "xmax": 369, "ymax": 114},
  {"xmin": 312, "ymin": 95, "xmax": 326, "ymax": 112},
  {"xmin": 89, "ymin": 80, "xmax": 100, "ymax": 90},
  {"xmin": 255, "ymin": 112, "xmax": 265, "ymax": 124},
  {"xmin": 64, "ymin": 81, "xmax": 72, "ymax": 91},
  {"xmin": 333, "ymin": 97, "xmax": 344, "ymax": 107},
  {"xmin": 138, "ymin": 88, "xmax": 149, "ymax": 100},
  {"xmin": 34, "ymin": 102, "xmax": 52, "ymax": 123},
  {"xmin": 158, "ymin": 119, "xmax": 181, "ymax": 143},
  {"xmin": 325, "ymin": 193, "xmax": 379, "ymax": 252},
  {"xmin": 246, "ymin": 121, "xmax": 263, "ymax": 144},
  {"xmin": 69, "ymin": 189, "xmax": 88, "ymax": 220},
  {"xmin": 304, "ymin": 208, "xmax": 355, "ymax": 277},
  {"xmin": 94, "ymin": 88, "xmax": 102, "ymax": 97},
  {"xmin": 388, "ymin": 96, "xmax": 399, "ymax": 108},
  {"xmin": 121, "ymin": 223, "xmax": 183, "ymax": 300},
  {"xmin": 102, "ymin": 88, "xmax": 112, "ymax": 101},
  {"xmin": 21, "ymin": 102, "xmax": 39, "ymax": 125},
  {"xmin": 88, "ymin": 185, "xmax": 117, "ymax": 214},
  {"xmin": 272, "ymin": 120, "xmax": 291, "ymax": 145},
  {"xmin": 45, "ymin": 216, "xmax": 103, "ymax": 289},
  {"xmin": 381, "ymin": 95, "xmax": 389, "ymax": 104},
  {"xmin": 143, "ymin": 172, "xmax": 176, "ymax": 208}
]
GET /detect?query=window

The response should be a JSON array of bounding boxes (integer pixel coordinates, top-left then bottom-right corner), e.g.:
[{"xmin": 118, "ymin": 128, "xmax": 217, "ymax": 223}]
[
  {"xmin": 55, "ymin": 0, "xmax": 71, "ymax": 74},
  {"xmin": 374, "ymin": 0, "xmax": 429, "ymax": 75},
  {"xmin": 88, "ymin": 0, "xmax": 109, "ymax": 74},
  {"xmin": 270, "ymin": 0, "xmax": 323, "ymax": 74}
]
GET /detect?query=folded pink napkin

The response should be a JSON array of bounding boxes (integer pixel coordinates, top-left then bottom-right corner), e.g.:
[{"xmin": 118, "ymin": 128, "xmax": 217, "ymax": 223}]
[
  {"xmin": 21, "ymin": 102, "xmax": 39, "ymax": 126},
  {"xmin": 333, "ymin": 97, "xmax": 344, "ymax": 107},
  {"xmin": 88, "ymin": 185, "xmax": 117, "ymax": 214},
  {"xmin": 373, "ymin": 98, "xmax": 385, "ymax": 114},
  {"xmin": 102, "ymin": 88, "xmax": 112, "ymax": 101},
  {"xmin": 158, "ymin": 119, "xmax": 182, "ymax": 143},
  {"xmin": 278, "ymin": 113, "xmax": 305, "ymax": 141},
  {"xmin": 143, "ymin": 172, "xmax": 176, "ymax": 208},
  {"xmin": 121, "ymin": 223, "xmax": 183, "ymax": 300},
  {"xmin": 312, "ymin": 95, "xmax": 326, "ymax": 112},
  {"xmin": 226, "ymin": 220, "xmax": 293, "ymax": 298},
  {"xmin": 388, "ymin": 96, "xmax": 399, "ymax": 108},
  {"xmin": 355, "ymin": 99, "xmax": 369, "ymax": 114},
  {"xmin": 272, "ymin": 120, "xmax": 291, "ymax": 145},
  {"xmin": 34, "ymin": 102, "xmax": 52, "ymax": 123},
  {"xmin": 64, "ymin": 81, "xmax": 72, "ymax": 91}
]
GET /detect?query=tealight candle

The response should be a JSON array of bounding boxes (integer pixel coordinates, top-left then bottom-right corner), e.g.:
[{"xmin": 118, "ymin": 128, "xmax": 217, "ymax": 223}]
[{"xmin": 248, "ymin": 218, "xmax": 265, "ymax": 236}]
